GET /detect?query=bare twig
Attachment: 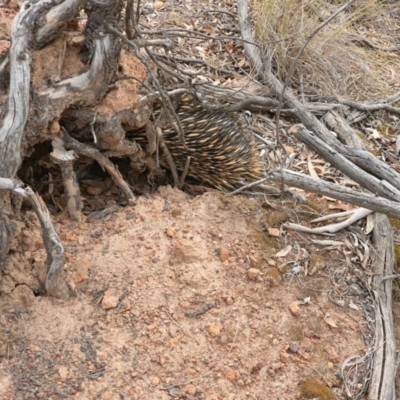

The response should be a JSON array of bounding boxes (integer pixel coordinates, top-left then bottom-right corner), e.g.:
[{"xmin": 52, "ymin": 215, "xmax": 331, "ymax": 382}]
[{"xmin": 61, "ymin": 128, "xmax": 135, "ymax": 201}]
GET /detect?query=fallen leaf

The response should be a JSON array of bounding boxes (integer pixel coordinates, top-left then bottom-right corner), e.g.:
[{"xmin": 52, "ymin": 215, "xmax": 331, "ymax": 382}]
[
  {"xmin": 349, "ymin": 301, "xmax": 359, "ymax": 311},
  {"xmin": 298, "ymin": 297, "xmax": 311, "ymax": 305},
  {"xmin": 307, "ymin": 155, "xmax": 319, "ymax": 179},
  {"xmin": 275, "ymin": 245, "xmax": 292, "ymax": 257},
  {"xmin": 324, "ymin": 314, "xmax": 337, "ymax": 328},
  {"xmin": 365, "ymin": 213, "xmax": 375, "ymax": 234}
]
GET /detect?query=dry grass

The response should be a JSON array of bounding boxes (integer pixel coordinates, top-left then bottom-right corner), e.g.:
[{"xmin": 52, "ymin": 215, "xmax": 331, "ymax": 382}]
[{"xmin": 250, "ymin": 0, "xmax": 400, "ymax": 101}]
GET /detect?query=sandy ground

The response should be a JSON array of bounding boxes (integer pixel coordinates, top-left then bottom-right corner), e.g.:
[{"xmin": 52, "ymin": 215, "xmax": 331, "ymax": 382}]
[{"xmin": 0, "ymin": 186, "xmax": 371, "ymax": 399}]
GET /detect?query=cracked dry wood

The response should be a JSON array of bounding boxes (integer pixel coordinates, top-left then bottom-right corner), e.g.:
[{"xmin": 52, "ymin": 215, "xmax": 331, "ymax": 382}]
[
  {"xmin": 369, "ymin": 213, "xmax": 396, "ymax": 400},
  {"xmin": 0, "ymin": 0, "xmax": 122, "ymax": 298}
]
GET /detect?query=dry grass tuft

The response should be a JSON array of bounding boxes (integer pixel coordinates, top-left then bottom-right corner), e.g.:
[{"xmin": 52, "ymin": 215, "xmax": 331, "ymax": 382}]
[{"xmin": 250, "ymin": 0, "xmax": 400, "ymax": 100}]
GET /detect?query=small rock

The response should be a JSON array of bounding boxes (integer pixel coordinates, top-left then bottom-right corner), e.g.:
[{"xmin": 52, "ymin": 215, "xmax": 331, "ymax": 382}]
[
  {"xmin": 285, "ymin": 146, "xmax": 295, "ymax": 154},
  {"xmin": 73, "ymin": 256, "xmax": 90, "ymax": 284},
  {"xmin": 289, "ymin": 342, "xmax": 299, "ymax": 353},
  {"xmin": 154, "ymin": 0, "xmax": 164, "ymax": 9},
  {"xmin": 219, "ymin": 247, "xmax": 229, "ymax": 262},
  {"xmin": 206, "ymin": 324, "xmax": 223, "ymax": 337},
  {"xmin": 247, "ymin": 268, "xmax": 260, "ymax": 281},
  {"xmin": 183, "ymin": 384, "xmax": 197, "ymax": 396},
  {"xmin": 220, "ymin": 335, "xmax": 228, "ymax": 344},
  {"xmin": 151, "ymin": 376, "xmax": 160, "ymax": 386},
  {"xmin": 86, "ymin": 186, "xmax": 102, "ymax": 196},
  {"xmin": 268, "ymin": 228, "xmax": 280, "ymax": 237},
  {"xmin": 271, "ymin": 362, "xmax": 282, "ymax": 371},
  {"xmin": 288, "ymin": 301, "xmax": 300, "ymax": 316},
  {"xmin": 101, "ymin": 288, "xmax": 124, "ymax": 310},
  {"xmin": 169, "ymin": 326, "xmax": 178, "ymax": 338},
  {"xmin": 248, "ymin": 255, "xmax": 261, "ymax": 267},
  {"xmin": 173, "ymin": 239, "xmax": 202, "ymax": 263},
  {"xmin": 166, "ymin": 227, "xmax": 176, "ymax": 237},
  {"xmin": 58, "ymin": 365, "xmax": 68, "ymax": 380},
  {"xmin": 225, "ymin": 370, "xmax": 236, "ymax": 381},
  {"xmin": 280, "ymin": 352, "xmax": 290, "ymax": 363}
]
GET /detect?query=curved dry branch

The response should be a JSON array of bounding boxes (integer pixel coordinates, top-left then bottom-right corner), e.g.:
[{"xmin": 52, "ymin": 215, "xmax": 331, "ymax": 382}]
[
  {"xmin": 36, "ymin": 0, "xmax": 86, "ymax": 47},
  {"xmin": 15, "ymin": 187, "xmax": 70, "ymax": 300}
]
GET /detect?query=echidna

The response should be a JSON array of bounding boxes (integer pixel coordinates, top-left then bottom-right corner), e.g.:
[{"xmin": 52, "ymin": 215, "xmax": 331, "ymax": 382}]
[{"xmin": 130, "ymin": 97, "xmax": 264, "ymax": 190}]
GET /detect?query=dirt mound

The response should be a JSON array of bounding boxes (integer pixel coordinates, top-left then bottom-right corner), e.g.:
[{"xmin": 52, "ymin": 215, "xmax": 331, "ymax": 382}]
[{"xmin": 0, "ymin": 187, "xmax": 365, "ymax": 399}]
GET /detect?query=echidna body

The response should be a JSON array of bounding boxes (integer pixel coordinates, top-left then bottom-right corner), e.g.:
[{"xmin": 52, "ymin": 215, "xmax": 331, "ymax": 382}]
[{"xmin": 132, "ymin": 98, "xmax": 263, "ymax": 190}]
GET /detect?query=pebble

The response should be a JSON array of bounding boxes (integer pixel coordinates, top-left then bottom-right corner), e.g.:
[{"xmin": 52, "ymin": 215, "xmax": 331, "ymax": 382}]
[
  {"xmin": 247, "ymin": 268, "xmax": 260, "ymax": 281},
  {"xmin": 288, "ymin": 301, "xmax": 300, "ymax": 316},
  {"xmin": 267, "ymin": 228, "xmax": 280, "ymax": 237},
  {"xmin": 58, "ymin": 365, "xmax": 68, "ymax": 380},
  {"xmin": 101, "ymin": 288, "xmax": 124, "ymax": 309},
  {"xmin": 173, "ymin": 239, "xmax": 202, "ymax": 263},
  {"xmin": 219, "ymin": 247, "xmax": 229, "ymax": 261},
  {"xmin": 183, "ymin": 384, "xmax": 197, "ymax": 395},
  {"xmin": 166, "ymin": 227, "xmax": 176, "ymax": 237},
  {"xmin": 154, "ymin": 0, "xmax": 164, "ymax": 9},
  {"xmin": 169, "ymin": 326, "xmax": 178, "ymax": 338},
  {"xmin": 248, "ymin": 255, "xmax": 261, "ymax": 267},
  {"xmin": 280, "ymin": 352, "xmax": 290, "ymax": 363},
  {"xmin": 87, "ymin": 186, "xmax": 102, "ymax": 196},
  {"xmin": 206, "ymin": 324, "xmax": 222, "ymax": 336},
  {"xmin": 151, "ymin": 376, "xmax": 160, "ymax": 386},
  {"xmin": 289, "ymin": 342, "xmax": 299, "ymax": 353}
]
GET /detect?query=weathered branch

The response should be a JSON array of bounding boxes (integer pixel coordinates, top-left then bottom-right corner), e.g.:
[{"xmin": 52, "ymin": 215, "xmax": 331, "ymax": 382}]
[
  {"xmin": 369, "ymin": 213, "xmax": 396, "ymax": 400},
  {"xmin": 237, "ymin": 0, "xmax": 338, "ymax": 145},
  {"xmin": 267, "ymin": 169, "xmax": 400, "ymax": 219},
  {"xmin": 61, "ymin": 129, "xmax": 135, "ymax": 201},
  {"xmin": 13, "ymin": 186, "xmax": 70, "ymax": 299},
  {"xmin": 51, "ymin": 138, "xmax": 82, "ymax": 221},
  {"xmin": 293, "ymin": 126, "xmax": 400, "ymax": 201},
  {"xmin": 36, "ymin": 0, "xmax": 86, "ymax": 47}
]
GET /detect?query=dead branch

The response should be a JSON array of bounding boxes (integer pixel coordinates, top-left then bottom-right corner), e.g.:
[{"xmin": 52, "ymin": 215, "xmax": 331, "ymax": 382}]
[
  {"xmin": 324, "ymin": 111, "xmax": 365, "ymax": 150},
  {"xmin": 50, "ymin": 138, "xmax": 82, "ymax": 221},
  {"xmin": 107, "ymin": 25, "xmax": 188, "ymax": 148},
  {"xmin": 369, "ymin": 213, "xmax": 396, "ymax": 400},
  {"xmin": 284, "ymin": 208, "xmax": 373, "ymax": 235},
  {"xmin": 267, "ymin": 169, "xmax": 400, "ymax": 219},
  {"xmin": 13, "ymin": 186, "xmax": 70, "ymax": 299},
  {"xmin": 293, "ymin": 126, "xmax": 400, "ymax": 201},
  {"xmin": 36, "ymin": 0, "xmax": 85, "ymax": 47},
  {"xmin": 61, "ymin": 129, "xmax": 135, "ymax": 201}
]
